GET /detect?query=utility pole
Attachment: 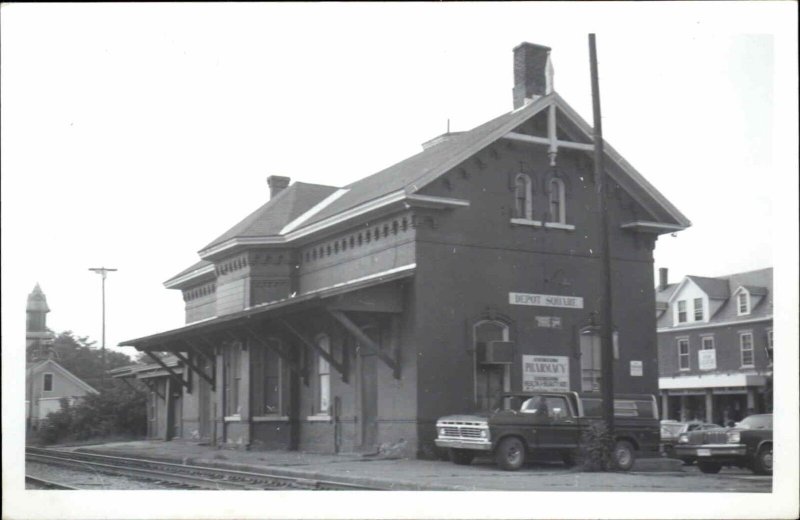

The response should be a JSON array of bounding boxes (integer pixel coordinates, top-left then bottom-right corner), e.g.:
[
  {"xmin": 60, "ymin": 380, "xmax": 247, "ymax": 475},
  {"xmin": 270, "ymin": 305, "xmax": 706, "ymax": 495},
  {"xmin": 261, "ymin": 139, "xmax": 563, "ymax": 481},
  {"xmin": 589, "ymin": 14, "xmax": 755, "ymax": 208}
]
[
  {"xmin": 589, "ymin": 34, "xmax": 615, "ymax": 437},
  {"xmin": 89, "ymin": 267, "xmax": 117, "ymax": 389}
]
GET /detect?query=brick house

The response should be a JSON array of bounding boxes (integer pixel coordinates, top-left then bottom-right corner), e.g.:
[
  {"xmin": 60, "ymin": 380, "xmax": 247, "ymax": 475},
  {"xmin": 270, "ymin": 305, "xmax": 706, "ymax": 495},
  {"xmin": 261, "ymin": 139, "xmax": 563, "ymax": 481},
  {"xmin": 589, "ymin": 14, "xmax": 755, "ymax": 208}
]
[
  {"xmin": 120, "ymin": 42, "xmax": 689, "ymax": 458},
  {"xmin": 655, "ymin": 267, "xmax": 773, "ymax": 424}
]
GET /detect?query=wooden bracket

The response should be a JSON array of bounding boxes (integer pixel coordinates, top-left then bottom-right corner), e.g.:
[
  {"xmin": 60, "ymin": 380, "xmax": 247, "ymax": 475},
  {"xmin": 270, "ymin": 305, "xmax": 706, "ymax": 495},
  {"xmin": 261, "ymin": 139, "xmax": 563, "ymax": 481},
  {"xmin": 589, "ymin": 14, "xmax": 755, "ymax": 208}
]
[
  {"xmin": 278, "ymin": 318, "xmax": 347, "ymax": 384},
  {"xmin": 142, "ymin": 351, "xmax": 190, "ymax": 393},
  {"xmin": 174, "ymin": 346, "xmax": 215, "ymax": 389},
  {"xmin": 241, "ymin": 323, "xmax": 308, "ymax": 382},
  {"xmin": 328, "ymin": 310, "xmax": 401, "ymax": 379}
]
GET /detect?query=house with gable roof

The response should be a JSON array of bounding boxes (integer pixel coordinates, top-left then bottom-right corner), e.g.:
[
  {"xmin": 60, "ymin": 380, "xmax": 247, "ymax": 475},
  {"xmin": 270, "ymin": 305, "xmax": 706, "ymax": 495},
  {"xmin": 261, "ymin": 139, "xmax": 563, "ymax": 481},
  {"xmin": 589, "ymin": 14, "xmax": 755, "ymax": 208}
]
[
  {"xmin": 655, "ymin": 267, "xmax": 773, "ymax": 424},
  {"xmin": 25, "ymin": 284, "xmax": 98, "ymax": 430},
  {"xmin": 120, "ymin": 42, "xmax": 689, "ymax": 458}
]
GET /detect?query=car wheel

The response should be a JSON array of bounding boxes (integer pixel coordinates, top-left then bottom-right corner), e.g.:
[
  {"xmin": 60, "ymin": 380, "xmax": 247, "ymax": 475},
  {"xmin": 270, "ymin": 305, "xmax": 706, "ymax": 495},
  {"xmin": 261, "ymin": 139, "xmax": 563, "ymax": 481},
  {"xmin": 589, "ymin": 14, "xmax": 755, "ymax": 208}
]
[
  {"xmin": 697, "ymin": 461, "xmax": 722, "ymax": 474},
  {"xmin": 752, "ymin": 445, "xmax": 773, "ymax": 476},
  {"xmin": 450, "ymin": 448, "xmax": 475, "ymax": 466},
  {"xmin": 495, "ymin": 437, "xmax": 526, "ymax": 471},
  {"xmin": 613, "ymin": 440, "xmax": 636, "ymax": 471}
]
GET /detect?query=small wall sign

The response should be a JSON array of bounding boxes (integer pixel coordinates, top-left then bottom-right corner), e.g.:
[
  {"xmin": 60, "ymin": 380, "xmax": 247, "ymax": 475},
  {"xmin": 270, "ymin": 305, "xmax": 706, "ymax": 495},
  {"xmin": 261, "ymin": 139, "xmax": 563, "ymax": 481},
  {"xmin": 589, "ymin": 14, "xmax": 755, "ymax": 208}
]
[
  {"xmin": 534, "ymin": 316, "xmax": 562, "ymax": 329},
  {"xmin": 510, "ymin": 292, "xmax": 584, "ymax": 309},
  {"xmin": 698, "ymin": 349, "xmax": 716, "ymax": 371},
  {"xmin": 522, "ymin": 355, "xmax": 570, "ymax": 391},
  {"xmin": 630, "ymin": 360, "xmax": 643, "ymax": 377}
]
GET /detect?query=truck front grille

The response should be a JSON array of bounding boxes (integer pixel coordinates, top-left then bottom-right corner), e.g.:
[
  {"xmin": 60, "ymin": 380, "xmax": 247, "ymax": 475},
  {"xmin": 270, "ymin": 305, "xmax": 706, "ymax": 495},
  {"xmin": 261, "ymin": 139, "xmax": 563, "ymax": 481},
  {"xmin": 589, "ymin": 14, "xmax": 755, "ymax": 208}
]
[{"xmin": 442, "ymin": 427, "xmax": 483, "ymax": 438}]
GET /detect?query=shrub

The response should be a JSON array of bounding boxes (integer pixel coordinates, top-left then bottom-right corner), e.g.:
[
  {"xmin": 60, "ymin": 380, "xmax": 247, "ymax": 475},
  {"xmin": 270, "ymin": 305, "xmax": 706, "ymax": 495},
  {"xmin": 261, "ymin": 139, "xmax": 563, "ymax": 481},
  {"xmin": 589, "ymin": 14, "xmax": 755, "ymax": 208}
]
[
  {"xmin": 35, "ymin": 382, "xmax": 147, "ymax": 444},
  {"xmin": 579, "ymin": 420, "xmax": 616, "ymax": 472}
]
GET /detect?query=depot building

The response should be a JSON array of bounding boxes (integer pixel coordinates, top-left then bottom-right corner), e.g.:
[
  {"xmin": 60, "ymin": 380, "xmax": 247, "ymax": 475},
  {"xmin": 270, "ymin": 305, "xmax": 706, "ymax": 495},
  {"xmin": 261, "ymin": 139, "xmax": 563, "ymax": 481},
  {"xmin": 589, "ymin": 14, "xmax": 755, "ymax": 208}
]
[{"xmin": 119, "ymin": 42, "xmax": 689, "ymax": 458}]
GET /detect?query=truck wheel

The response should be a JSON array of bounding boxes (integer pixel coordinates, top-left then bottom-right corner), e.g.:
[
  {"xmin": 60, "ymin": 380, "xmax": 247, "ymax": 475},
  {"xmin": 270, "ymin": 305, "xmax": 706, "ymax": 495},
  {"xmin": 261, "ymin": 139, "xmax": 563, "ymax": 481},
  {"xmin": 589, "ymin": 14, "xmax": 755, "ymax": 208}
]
[
  {"xmin": 752, "ymin": 445, "xmax": 773, "ymax": 475},
  {"xmin": 613, "ymin": 440, "xmax": 636, "ymax": 471},
  {"xmin": 450, "ymin": 449, "xmax": 475, "ymax": 466},
  {"xmin": 495, "ymin": 437, "xmax": 526, "ymax": 471},
  {"xmin": 697, "ymin": 461, "xmax": 722, "ymax": 474}
]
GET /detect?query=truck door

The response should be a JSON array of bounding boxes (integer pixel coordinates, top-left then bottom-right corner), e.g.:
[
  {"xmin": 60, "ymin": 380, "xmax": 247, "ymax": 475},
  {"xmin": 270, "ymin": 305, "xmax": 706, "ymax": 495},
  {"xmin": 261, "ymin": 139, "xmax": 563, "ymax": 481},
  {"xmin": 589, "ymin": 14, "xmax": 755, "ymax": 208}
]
[{"xmin": 526, "ymin": 395, "xmax": 580, "ymax": 449}]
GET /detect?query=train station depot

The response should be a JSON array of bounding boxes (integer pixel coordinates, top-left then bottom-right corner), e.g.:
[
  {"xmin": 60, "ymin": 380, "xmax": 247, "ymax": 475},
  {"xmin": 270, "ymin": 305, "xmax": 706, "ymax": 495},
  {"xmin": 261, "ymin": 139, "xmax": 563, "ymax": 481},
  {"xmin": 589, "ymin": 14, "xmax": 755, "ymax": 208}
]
[{"xmin": 118, "ymin": 42, "xmax": 690, "ymax": 458}]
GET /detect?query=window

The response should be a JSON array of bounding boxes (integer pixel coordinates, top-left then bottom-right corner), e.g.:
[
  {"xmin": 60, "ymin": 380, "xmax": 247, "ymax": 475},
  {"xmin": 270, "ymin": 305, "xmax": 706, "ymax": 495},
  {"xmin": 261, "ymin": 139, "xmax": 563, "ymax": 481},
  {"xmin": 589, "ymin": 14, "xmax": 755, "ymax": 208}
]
[
  {"xmin": 223, "ymin": 343, "xmax": 242, "ymax": 417},
  {"xmin": 580, "ymin": 329, "xmax": 602, "ymax": 392},
  {"xmin": 737, "ymin": 292, "xmax": 750, "ymax": 315},
  {"xmin": 473, "ymin": 320, "xmax": 510, "ymax": 410},
  {"xmin": 693, "ymin": 298, "xmax": 704, "ymax": 321},
  {"xmin": 251, "ymin": 340, "xmax": 282, "ymax": 416},
  {"xmin": 740, "ymin": 332, "xmax": 754, "ymax": 367},
  {"xmin": 548, "ymin": 178, "xmax": 566, "ymax": 224},
  {"xmin": 42, "ymin": 373, "xmax": 53, "ymax": 392},
  {"xmin": 513, "ymin": 174, "xmax": 533, "ymax": 220},
  {"xmin": 678, "ymin": 339, "xmax": 690, "ymax": 370},
  {"xmin": 316, "ymin": 334, "xmax": 331, "ymax": 415},
  {"xmin": 766, "ymin": 329, "xmax": 773, "ymax": 363},
  {"xmin": 677, "ymin": 300, "xmax": 687, "ymax": 323},
  {"xmin": 701, "ymin": 336, "xmax": 715, "ymax": 350}
]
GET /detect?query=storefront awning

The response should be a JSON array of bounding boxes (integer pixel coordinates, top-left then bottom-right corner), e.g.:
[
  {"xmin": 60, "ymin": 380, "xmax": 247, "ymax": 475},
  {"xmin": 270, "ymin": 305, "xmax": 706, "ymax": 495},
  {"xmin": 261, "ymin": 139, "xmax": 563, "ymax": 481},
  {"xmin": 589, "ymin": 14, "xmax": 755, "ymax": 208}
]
[{"xmin": 659, "ymin": 373, "xmax": 767, "ymax": 390}]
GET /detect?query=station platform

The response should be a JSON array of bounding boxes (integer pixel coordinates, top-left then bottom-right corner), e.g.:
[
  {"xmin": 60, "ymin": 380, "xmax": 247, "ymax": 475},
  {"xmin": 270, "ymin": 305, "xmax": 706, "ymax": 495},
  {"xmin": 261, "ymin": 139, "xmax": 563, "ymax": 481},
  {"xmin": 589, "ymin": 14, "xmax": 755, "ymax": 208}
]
[{"xmin": 69, "ymin": 439, "xmax": 685, "ymax": 491}]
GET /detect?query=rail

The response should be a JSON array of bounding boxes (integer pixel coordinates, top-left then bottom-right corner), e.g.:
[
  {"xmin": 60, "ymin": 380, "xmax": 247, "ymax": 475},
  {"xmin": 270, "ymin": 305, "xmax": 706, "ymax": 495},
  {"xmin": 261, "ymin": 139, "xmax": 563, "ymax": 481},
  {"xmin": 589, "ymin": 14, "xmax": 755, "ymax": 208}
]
[{"xmin": 25, "ymin": 447, "xmax": 380, "ymax": 490}]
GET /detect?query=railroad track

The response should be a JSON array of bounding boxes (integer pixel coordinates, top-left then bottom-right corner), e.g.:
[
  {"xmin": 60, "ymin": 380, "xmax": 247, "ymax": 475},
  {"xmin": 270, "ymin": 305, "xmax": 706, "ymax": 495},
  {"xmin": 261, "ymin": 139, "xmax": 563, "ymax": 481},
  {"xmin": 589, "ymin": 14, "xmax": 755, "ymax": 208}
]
[
  {"xmin": 25, "ymin": 447, "xmax": 380, "ymax": 490},
  {"xmin": 25, "ymin": 475, "xmax": 78, "ymax": 490}
]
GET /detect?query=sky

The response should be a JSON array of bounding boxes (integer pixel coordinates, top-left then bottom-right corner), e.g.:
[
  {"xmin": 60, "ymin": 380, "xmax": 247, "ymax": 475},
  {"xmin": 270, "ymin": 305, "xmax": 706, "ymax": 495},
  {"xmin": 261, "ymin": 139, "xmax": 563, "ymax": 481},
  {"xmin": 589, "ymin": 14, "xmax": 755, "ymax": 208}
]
[
  {"xmin": 2, "ymin": 3, "xmax": 798, "ymax": 519},
  {"xmin": 2, "ymin": 3, "xmax": 796, "ymax": 360}
]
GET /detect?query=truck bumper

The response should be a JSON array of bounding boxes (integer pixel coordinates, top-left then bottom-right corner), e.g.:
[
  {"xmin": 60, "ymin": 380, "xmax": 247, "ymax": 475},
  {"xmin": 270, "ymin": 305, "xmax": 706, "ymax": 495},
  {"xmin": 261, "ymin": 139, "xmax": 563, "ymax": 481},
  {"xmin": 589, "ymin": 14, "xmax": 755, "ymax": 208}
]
[{"xmin": 435, "ymin": 439, "xmax": 492, "ymax": 451}]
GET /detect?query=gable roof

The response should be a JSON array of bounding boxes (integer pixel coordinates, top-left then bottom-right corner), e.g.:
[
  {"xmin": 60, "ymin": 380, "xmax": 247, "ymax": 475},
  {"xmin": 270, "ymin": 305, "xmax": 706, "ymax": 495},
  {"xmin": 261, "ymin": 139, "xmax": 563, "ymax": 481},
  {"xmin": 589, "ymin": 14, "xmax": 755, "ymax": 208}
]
[
  {"xmin": 686, "ymin": 275, "xmax": 731, "ymax": 300},
  {"xmin": 202, "ymin": 181, "xmax": 339, "ymax": 252},
  {"xmin": 657, "ymin": 267, "xmax": 772, "ymax": 329},
  {"xmin": 177, "ymin": 93, "xmax": 690, "ymax": 285},
  {"xmin": 27, "ymin": 359, "xmax": 98, "ymax": 394},
  {"xmin": 296, "ymin": 93, "xmax": 691, "ymax": 232}
]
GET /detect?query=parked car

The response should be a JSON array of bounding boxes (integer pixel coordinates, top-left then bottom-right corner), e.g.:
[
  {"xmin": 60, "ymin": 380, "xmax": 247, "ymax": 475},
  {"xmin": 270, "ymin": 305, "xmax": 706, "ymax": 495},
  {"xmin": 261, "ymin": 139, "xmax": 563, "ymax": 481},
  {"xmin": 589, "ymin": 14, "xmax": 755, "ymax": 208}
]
[
  {"xmin": 660, "ymin": 420, "xmax": 720, "ymax": 463},
  {"xmin": 673, "ymin": 413, "xmax": 772, "ymax": 475},
  {"xmin": 434, "ymin": 392, "xmax": 660, "ymax": 471}
]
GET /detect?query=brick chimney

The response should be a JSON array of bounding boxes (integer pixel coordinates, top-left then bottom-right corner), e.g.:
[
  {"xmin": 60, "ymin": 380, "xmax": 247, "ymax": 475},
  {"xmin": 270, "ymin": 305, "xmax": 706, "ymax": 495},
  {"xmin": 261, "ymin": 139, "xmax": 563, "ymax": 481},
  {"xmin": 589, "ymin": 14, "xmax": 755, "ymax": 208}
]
[
  {"xmin": 658, "ymin": 268, "xmax": 669, "ymax": 291},
  {"xmin": 267, "ymin": 175, "xmax": 290, "ymax": 199},
  {"xmin": 513, "ymin": 42, "xmax": 553, "ymax": 109}
]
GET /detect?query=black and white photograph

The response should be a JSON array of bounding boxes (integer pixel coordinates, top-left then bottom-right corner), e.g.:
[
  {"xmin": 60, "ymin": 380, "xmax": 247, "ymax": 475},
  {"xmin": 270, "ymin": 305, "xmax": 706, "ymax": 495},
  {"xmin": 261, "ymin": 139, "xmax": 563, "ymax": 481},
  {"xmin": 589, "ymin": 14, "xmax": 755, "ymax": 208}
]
[{"xmin": 2, "ymin": 2, "xmax": 798, "ymax": 519}]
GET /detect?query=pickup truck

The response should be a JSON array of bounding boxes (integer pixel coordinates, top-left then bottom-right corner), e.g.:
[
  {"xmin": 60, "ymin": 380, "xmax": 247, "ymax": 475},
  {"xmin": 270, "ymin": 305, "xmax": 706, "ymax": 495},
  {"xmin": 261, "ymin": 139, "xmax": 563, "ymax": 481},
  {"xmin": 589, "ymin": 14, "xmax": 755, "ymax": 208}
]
[{"xmin": 434, "ymin": 392, "xmax": 660, "ymax": 471}]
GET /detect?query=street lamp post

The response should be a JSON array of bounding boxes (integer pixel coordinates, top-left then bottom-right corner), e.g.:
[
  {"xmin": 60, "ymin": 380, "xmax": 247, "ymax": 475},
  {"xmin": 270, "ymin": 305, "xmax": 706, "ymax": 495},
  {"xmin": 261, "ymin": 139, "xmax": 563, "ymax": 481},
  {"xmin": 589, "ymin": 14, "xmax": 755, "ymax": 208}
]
[{"xmin": 89, "ymin": 267, "xmax": 117, "ymax": 389}]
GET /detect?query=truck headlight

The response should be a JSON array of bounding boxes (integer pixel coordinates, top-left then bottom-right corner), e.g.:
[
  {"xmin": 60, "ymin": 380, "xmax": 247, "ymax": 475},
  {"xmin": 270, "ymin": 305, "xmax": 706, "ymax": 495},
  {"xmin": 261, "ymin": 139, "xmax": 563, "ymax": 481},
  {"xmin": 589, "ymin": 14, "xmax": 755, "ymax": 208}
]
[
  {"xmin": 727, "ymin": 431, "xmax": 740, "ymax": 444},
  {"xmin": 439, "ymin": 427, "xmax": 447, "ymax": 437},
  {"xmin": 479, "ymin": 429, "xmax": 488, "ymax": 439},
  {"xmin": 678, "ymin": 433, "xmax": 689, "ymax": 444}
]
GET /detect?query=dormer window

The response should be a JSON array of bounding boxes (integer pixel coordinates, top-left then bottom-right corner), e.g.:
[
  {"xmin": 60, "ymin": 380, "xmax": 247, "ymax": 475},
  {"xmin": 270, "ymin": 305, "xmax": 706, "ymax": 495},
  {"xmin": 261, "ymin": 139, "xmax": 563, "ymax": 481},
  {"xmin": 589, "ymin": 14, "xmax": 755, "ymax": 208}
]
[
  {"xmin": 693, "ymin": 297, "xmax": 704, "ymax": 321},
  {"xmin": 548, "ymin": 178, "xmax": 566, "ymax": 224},
  {"xmin": 737, "ymin": 291, "xmax": 750, "ymax": 315},
  {"xmin": 677, "ymin": 300, "xmax": 687, "ymax": 323},
  {"xmin": 514, "ymin": 174, "xmax": 533, "ymax": 220}
]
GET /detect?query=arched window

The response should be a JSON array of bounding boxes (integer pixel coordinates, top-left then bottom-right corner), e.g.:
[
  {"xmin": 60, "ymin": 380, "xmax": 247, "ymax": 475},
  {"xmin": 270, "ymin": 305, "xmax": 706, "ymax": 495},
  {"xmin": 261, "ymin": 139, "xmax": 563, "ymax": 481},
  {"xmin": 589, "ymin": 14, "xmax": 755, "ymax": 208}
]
[
  {"xmin": 548, "ymin": 178, "xmax": 566, "ymax": 224},
  {"xmin": 473, "ymin": 320, "xmax": 510, "ymax": 411},
  {"xmin": 514, "ymin": 174, "xmax": 533, "ymax": 220}
]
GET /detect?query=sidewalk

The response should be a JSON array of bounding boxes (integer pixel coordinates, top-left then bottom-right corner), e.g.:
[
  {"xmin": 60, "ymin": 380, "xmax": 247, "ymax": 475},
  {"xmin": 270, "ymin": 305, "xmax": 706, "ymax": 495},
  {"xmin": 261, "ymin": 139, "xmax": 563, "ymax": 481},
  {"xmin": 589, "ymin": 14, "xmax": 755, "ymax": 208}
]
[{"xmin": 68, "ymin": 439, "xmax": 699, "ymax": 491}]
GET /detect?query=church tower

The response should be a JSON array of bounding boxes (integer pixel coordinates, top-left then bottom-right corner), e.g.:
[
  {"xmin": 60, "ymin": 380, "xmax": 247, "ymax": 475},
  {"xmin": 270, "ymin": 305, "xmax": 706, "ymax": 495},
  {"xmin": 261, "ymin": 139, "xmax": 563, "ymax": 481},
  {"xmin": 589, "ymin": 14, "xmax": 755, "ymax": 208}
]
[{"xmin": 26, "ymin": 283, "xmax": 54, "ymax": 358}]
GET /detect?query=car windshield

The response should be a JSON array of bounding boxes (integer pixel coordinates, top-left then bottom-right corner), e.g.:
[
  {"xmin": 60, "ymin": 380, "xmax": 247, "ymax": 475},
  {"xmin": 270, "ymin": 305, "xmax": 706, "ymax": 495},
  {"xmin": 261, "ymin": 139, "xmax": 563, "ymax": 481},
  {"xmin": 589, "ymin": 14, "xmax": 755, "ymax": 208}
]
[{"xmin": 736, "ymin": 415, "xmax": 773, "ymax": 430}]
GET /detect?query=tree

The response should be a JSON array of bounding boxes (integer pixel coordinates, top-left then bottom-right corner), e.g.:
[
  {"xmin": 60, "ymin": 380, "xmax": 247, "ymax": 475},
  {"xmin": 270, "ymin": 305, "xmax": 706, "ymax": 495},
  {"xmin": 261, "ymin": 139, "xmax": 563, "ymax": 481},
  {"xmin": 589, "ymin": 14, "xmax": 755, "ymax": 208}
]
[{"xmin": 26, "ymin": 331, "xmax": 135, "ymax": 390}]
